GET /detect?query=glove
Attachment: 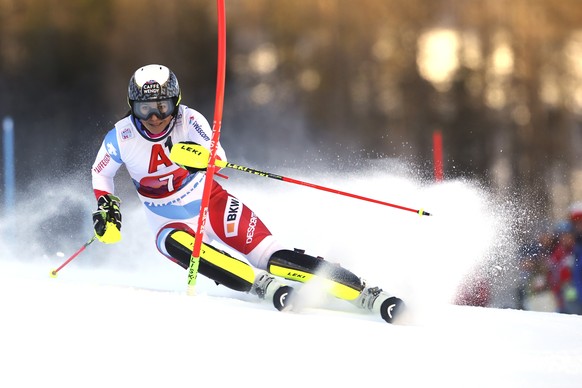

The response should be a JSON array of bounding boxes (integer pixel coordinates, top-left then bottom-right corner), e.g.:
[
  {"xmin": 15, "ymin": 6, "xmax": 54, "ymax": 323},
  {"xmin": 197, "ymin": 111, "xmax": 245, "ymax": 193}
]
[
  {"xmin": 169, "ymin": 141, "xmax": 210, "ymax": 173},
  {"xmin": 93, "ymin": 194, "xmax": 122, "ymax": 244}
]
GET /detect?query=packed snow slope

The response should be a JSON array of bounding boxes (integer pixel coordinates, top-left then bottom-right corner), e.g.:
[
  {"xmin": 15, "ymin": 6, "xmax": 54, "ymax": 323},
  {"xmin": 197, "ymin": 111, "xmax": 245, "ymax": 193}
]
[{"xmin": 1, "ymin": 163, "xmax": 581, "ymax": 388}]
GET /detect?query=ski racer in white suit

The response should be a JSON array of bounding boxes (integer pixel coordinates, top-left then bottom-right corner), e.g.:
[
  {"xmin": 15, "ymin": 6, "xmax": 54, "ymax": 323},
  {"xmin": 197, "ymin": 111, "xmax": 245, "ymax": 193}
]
[{"xmin": 91, "ymin": 64, "xmax": 404, "ymax": 322}]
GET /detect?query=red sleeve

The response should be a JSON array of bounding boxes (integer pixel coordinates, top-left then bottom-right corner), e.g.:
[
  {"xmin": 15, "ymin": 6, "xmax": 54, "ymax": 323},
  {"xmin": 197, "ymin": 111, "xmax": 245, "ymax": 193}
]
[{"xmin": 94, "ymin": 189, "xmax": 111, "ymax": 200}]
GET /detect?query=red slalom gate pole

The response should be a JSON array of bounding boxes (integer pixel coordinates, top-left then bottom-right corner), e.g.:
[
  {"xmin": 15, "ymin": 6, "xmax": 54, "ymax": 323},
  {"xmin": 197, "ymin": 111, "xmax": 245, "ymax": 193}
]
[
  {"xmin": 188, "ymin": 0, "xmax": 227, "ymax": 294},
  {"xmin": 50, "ymin": 236, "xmax": 97, "ymax": 278}
]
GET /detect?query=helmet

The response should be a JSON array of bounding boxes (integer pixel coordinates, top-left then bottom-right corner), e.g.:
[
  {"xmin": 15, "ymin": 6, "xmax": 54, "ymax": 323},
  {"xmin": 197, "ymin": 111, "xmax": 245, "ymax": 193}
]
[{"xmin": 128, "ymin": 64, "xmax": 181, "ymax": 120}]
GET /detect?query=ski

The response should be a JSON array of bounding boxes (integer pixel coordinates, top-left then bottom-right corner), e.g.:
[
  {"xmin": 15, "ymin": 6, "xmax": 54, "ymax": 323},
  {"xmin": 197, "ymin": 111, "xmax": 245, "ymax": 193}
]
[{"xmin": 268, "ymin": 281, "xmax": 405, "ymax": 324}]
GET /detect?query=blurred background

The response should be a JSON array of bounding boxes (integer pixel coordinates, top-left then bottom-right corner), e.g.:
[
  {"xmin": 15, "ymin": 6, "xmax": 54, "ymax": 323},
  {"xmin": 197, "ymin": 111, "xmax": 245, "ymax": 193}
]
[
  {"xmin": 3, "ymin": 0, "xmax": 582, "ymax": 217},
  {"xmin": 1, "ymin": 0, "xmax": 582, "ymax": 312}
]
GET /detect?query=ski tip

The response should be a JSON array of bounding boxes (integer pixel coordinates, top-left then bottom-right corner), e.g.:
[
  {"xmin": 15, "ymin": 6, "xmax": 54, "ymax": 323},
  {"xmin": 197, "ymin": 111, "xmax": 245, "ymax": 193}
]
[
  {"xmin": 49, "ymin": 270, "xmax": 58, "ymax": 278},
  {"xmin": 273, "ymin": 285, "xmax": 294, "ymax": 311},
  {"xmin": 380, "ymin": 297, "xmax": 405, "ymax": 324}
]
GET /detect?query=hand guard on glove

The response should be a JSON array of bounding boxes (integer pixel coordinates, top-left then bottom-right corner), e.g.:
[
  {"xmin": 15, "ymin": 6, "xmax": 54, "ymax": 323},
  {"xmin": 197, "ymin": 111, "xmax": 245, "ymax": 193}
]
[
  {"xmin": 169, "ymin": 141, "xmax": 210, "ymax": 173},
  {"xmin": 93, "ymin": 194, "xmax": 122, "ymax": 244}
]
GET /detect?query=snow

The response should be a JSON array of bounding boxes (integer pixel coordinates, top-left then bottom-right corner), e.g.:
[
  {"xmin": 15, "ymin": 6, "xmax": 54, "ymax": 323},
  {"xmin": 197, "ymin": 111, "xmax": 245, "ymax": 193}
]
[{"xmin": 2, "ymin": 165, "xmax": 582, "ymax": 388}]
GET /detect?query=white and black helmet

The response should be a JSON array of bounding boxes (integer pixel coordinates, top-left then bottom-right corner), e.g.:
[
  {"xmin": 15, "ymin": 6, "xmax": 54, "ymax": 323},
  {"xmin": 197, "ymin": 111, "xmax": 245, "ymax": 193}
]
[{"xmin": 128, "ymin": 64, "xmax": 181, "ymax": 120}]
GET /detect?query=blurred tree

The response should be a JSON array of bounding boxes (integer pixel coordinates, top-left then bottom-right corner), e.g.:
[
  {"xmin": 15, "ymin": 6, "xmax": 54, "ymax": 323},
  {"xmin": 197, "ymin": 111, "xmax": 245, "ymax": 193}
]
[
  {"xmin": 0, "ymin": 0, "xmax": 581, "ymax": 224},
  {"xmin": 0, "ymin": 0, "xmax": 114, "ymax": 185}
]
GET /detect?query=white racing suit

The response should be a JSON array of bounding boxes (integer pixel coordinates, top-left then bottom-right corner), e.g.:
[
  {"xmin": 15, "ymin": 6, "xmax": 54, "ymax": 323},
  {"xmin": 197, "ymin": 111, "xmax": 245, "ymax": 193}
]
[
  {"xmin": 91, "ymin": 104, "xmax": 283, "ymax": 270},
  {"xmin": 91, "ymin": 104, "xmax": 368, "ymax": 306}
]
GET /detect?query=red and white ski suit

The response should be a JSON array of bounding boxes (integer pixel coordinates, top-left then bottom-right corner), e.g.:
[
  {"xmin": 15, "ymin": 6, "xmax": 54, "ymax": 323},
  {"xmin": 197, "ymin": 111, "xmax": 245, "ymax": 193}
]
[{"xmin": 91, "ymin": 104, "xmax": 283, "ymax": 269}]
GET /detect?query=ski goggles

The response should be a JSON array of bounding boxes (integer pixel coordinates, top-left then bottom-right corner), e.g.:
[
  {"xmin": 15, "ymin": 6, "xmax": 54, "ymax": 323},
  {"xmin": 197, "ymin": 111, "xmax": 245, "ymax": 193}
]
[{"xmin": 132, "ymin": 99, "xmax": 176, "ymax": 120}]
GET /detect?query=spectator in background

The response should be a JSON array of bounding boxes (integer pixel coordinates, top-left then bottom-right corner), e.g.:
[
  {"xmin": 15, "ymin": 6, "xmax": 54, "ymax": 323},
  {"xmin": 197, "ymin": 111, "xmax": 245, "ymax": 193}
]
[
  {"xmin": 515, "ymin": 237, "xmax": 553, "ymax": 311},
  {"xmin": 547, "ymin": 220, "xmax": 575, "ymax": 313},
  {"xmin": 567, "ymin": 203, "xmax": 582, "ymax": 315},
  {"xmin": 516, "ymin": 241, "xmax": 537, "ymax": 310},
  {"xmin": 454, "ymin": 263, "xmax": 492, "ymax": 307}
]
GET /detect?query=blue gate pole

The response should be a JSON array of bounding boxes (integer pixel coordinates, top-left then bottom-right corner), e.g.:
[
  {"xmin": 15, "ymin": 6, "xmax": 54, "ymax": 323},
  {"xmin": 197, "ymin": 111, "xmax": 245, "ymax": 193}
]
[{"xmin": 3, "ymin": 116, "xmax": 15, "ymax": 217}]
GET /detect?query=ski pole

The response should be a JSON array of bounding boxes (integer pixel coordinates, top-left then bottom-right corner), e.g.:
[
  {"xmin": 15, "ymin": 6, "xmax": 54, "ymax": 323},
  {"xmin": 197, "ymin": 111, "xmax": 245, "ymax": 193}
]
[
  {"xmin": 214, "ymin": 160, "xmax": 432, "ymax": 216},
  {"xmin": 50, "ymin": 235, "xmax": 97, "ymax": 278}
]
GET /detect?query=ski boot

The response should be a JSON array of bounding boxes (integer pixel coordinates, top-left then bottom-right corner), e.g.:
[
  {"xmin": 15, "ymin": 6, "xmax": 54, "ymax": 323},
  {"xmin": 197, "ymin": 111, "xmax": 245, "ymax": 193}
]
[
  {"xmin": 354, "ymin": 284, "xmax": 405, "ymax": 324},
  {"xmin": 251, "ymin": 271, "xmax": 294, "ymax": 311}
]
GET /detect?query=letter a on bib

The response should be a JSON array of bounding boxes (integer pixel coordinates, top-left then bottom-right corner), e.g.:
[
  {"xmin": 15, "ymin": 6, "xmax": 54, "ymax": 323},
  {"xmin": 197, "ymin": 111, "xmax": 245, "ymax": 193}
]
[{"xmin": 149, "ymin": 144, "xmax": 173, "ymax": 173}]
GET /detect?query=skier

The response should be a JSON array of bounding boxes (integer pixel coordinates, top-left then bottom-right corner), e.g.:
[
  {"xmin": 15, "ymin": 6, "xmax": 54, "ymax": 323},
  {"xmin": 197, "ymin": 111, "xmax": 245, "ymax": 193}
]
[{"xmin": 91, "ymin": 64, "xmax": 404, "ymax": 323}]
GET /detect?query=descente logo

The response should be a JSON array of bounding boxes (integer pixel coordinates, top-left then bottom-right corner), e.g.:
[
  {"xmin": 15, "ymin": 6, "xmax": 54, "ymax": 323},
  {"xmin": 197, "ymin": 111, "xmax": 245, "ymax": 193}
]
[{"xmin": 246, "ymin": 212, "xmax": 257, "ymax": 244}]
